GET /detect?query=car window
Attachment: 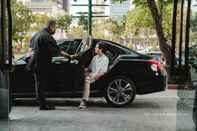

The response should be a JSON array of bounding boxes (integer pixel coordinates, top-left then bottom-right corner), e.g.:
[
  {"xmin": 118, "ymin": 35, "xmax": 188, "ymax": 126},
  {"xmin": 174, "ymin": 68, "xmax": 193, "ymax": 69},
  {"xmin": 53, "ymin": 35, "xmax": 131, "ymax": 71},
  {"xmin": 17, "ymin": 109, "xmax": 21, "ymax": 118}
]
[
  {"xmin": 125, "ymin": 49, "xmax": 140, "ymax": 57},
  {"xmin": 58, "ymin": 40, "xmax": 80, "ymax": 55},
  {"xmin": 58, "ymin": 40, "xmax": 72, "ymax": 52},
  {"xmin": 109, "ymin": 42, "xmax": 140, "ymax": 57},
  {"xmin": 105, "ymin": 42, "xmax": 139, "ymax": 57},
  {"xmin": 105, "ymin": 49, "xmax": 116, "ymax": 65},
  {"xmin": 151, "ymin": 55, "xmax": 161, "ymax": 61},
  {"xmin": 95, "ymin": 42, "xmax": 118, "ymax": 65},
  {"xmin": 79, "ymin": 37, "xmax": 91, "ymax": 53},
  {"xmin": 67, "ymin": 40, "xmax": 81, "ymax": 54},
  {"xmin": 146, "ymin": 53, "xmax": 161, "ymax": 61}
]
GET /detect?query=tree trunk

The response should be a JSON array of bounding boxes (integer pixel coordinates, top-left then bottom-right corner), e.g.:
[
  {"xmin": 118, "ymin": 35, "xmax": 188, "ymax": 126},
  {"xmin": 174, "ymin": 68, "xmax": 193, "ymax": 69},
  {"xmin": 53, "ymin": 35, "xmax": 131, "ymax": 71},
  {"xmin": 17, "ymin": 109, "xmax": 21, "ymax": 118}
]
[{"xmin": 146, "ymin": 0, "xmax": 172, "ymax": 76}]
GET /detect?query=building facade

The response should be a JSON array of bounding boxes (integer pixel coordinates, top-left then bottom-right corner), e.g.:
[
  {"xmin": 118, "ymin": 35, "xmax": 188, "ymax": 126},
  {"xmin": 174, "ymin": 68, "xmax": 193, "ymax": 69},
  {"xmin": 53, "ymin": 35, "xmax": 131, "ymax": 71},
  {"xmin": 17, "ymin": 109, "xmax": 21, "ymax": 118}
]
[
  {"xmin": 68, "ymin": 0, "xmax": 110, "ymax": 17},
  {"xmin": 17, "ymin": 0, "xmax": 65, "ymax": 17},
  {"xmin": 109, "ymin": 0, "xmax": 132, "ymax": 21},
  {"xmin": 67, "ymin": 0, "xmax": 131, "ymax": 21}
]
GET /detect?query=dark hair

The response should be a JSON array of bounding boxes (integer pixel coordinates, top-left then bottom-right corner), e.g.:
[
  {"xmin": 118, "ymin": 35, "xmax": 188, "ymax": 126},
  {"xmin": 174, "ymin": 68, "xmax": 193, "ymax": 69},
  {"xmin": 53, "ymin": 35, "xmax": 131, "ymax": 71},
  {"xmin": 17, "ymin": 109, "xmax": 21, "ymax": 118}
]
[
  {"xmin": 47, "ymin": 19, "xmax": 56, "ymax": 28},
  {"xmin": 97, "ymin": 41, "xmax": 107, "ymax": 53}
]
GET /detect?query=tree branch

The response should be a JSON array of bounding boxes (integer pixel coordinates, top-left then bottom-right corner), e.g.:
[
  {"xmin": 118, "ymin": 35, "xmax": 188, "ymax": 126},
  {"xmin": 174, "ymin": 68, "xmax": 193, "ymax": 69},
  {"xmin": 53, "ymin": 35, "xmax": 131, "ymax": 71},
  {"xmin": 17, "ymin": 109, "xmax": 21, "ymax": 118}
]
[{"xmin": 146, "ymin": 0, "xmax": 172, "ymax": 66}]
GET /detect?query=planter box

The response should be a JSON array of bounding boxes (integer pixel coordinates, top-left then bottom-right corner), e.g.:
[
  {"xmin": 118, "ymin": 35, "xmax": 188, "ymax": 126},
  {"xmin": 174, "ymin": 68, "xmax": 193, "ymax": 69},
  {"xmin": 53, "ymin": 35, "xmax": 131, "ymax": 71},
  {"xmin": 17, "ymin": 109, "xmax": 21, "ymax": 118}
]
[{"xmin": 168, "ymin": 84, "xmax": 195, "ymax": 90}]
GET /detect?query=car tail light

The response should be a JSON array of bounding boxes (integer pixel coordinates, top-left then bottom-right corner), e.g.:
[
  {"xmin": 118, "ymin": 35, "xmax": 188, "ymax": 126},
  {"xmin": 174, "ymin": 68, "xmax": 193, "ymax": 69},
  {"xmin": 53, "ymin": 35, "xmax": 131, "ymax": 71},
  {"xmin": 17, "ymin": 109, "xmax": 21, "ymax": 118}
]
[{"xmin": 148, "ymin": 60, "xmax": 161, "ymax": 72}]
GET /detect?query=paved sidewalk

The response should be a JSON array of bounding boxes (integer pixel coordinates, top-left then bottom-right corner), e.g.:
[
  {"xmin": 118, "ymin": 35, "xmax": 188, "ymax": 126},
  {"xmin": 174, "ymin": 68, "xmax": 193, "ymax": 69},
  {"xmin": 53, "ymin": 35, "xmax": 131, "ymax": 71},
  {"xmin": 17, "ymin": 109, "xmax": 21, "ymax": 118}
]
[{"xmin": 9, "ymin": 89, "xmax": 196, "ymax": 131}]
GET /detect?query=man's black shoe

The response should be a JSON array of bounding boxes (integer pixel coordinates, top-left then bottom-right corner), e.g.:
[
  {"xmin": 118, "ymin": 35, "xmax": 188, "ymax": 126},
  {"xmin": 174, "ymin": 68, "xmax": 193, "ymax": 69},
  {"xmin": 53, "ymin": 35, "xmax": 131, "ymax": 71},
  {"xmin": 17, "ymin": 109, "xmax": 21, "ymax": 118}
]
[{"xmin": 39, "ymin": 104, "xmax": 55, "ymax": 110}]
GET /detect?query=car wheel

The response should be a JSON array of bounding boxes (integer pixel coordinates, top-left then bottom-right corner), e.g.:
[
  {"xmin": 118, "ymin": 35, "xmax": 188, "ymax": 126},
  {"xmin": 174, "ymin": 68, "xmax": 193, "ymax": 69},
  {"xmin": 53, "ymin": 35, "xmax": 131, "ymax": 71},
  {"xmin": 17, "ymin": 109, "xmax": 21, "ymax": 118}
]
[{"xmin": 105, "ymin": 76, "xmax": 136, "ymax": 107}]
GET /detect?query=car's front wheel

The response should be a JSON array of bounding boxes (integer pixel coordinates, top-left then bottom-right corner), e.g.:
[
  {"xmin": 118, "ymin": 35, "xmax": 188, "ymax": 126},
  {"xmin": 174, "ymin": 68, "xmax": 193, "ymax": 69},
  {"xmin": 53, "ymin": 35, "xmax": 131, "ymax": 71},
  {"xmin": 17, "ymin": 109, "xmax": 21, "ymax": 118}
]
[{"xmin": 105, "ymin": 76, "xmax": 136, "ymax": 107}]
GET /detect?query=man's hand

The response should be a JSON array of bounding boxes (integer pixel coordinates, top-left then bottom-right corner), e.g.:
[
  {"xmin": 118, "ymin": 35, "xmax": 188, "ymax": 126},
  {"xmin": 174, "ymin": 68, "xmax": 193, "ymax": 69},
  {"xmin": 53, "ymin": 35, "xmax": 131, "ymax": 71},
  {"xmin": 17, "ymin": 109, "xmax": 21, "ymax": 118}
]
[
  {"xmin": 93, "ymin": 74, "xmax": 103, "ymax": 80},
  {"xmin": 84, "ymin": 68, "xmax": 92, "ymax": 74},
  {"xmin": 84, "ymin": 68, "xmax": 89, "ymax": 72},
  {"xmin": 70, "ymin": 54, "xmax": 79, "ymax": 59},
  {"xmin": 94, "ymin": 72, "xmax": 105, "ymax": 80},
  {"xmin": 60, "ymin": 51, "xmax": 71, "ymax": 58}
]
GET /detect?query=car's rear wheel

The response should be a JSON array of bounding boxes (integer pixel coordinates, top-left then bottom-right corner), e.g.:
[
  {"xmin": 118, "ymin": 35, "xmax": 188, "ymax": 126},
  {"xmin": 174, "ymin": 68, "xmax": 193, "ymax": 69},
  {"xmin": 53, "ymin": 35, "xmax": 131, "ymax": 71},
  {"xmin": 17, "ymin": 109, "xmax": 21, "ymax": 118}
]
[{"xmin": 105, "ymin": 76, "xmax": 136, "ymax": 107}]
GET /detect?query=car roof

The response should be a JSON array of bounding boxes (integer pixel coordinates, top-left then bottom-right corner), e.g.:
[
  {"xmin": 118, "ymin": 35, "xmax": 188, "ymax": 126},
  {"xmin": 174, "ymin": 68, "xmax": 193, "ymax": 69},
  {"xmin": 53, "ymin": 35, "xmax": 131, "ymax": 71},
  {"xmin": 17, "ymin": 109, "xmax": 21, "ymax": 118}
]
[
  {"xmin": 146, "ymin": 51, "xmax": 161, "ymax": 54},
  {"xmin": 57, "ymin": 38, "xmax": 143, "ymax": 55},
  {"xmin": 56, "ymin": 38, "xmax": 125, "ymax": 47}
]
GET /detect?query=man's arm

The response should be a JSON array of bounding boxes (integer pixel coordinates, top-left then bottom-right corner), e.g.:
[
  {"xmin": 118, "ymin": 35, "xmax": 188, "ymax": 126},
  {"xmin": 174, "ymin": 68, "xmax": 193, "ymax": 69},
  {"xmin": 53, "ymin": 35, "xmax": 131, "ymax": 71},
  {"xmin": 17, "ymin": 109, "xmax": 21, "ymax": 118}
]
[
  {"xmin": 60, "ymin": 50, "xmax": 71, "ymax": 58},
  {"xmin": 48, "ymin": 37, "xmax": 73, "ymax": 58},
  {"xmin": 93, "ymin": 73, "xmax": 105, "ymax": 80}
]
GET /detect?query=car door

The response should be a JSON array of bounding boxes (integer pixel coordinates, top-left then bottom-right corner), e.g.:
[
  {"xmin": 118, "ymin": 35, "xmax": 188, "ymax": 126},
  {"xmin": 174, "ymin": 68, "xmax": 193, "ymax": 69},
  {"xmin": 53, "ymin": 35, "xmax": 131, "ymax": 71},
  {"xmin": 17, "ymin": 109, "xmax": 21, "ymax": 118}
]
[
  {"xmin": 48, "ymin": 40, "xmax": 81, "ymax": 94},
  {"xmin": 71, "ymin": 38, "xmax": 95, "ymax": 92},
  {"xmin": 10, "ymin": 58, "xmax": 35, "ymax": 96},
  {"xmin": 78, "ymin": 40, "xmax": 119, "ymax": 91}
]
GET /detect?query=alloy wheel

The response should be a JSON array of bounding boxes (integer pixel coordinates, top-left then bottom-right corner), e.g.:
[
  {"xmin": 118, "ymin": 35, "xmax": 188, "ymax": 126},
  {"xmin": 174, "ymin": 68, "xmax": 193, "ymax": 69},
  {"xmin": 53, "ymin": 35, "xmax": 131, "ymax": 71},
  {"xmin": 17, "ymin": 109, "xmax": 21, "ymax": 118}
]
[{"xmin": 106, "ymin": 77, "xmax": 135, "ymax": 106}]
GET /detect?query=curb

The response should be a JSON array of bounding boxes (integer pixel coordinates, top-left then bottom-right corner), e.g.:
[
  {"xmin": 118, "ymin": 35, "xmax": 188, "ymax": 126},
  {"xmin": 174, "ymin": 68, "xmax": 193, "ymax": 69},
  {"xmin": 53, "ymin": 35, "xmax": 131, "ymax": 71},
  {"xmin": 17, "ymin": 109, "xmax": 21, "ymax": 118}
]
[{"xmin": 168, "ymin": 84, "xmax": 195, "ymax": 90}]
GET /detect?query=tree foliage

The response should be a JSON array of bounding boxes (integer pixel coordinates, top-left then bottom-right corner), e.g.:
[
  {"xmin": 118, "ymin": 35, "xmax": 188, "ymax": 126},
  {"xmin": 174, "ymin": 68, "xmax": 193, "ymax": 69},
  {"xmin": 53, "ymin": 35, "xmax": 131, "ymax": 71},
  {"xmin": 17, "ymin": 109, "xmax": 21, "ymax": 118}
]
[
  {"xmin": 191, "ymin": 13, "xmax": 197, "ymax": 32},
  {"xmin": 124, "ymin": 0, "xmax": 173, "ymax": 39},
  {"xmin": 92, "ymin": 18, "xmax": 125, "ymax": 41},
  {"xmin": 78, "ymin": 15, "xmax": 88, "ymax": 31},
  {"xmin": 113, "ymin": 0, "xmax": 174, "ymax": 79},
  {"xmin": 56, "ymin": 14, "xmax": 72, "ymax": 33},
  {"xmin": 105, "ymin": 18, "xmax": 122, "ymax": 35},
  {"xmin": 191, "ymin": 13, "xmax": 197, "ymax": 44},
  {"xmin": 12, "ymin": 0, "xmax": 34, "ymax": 42},
  {"xmin": 125, "ymin": 7, "xmax": 154, "ymax": 37},
  {"xmin": 69, "ymin": 26, "xmax": 86, "ymax": 38},
  {"xmin": 31, "ymin": 14, "xmax": 50, "ymax": 32},
  {"xmin": 189, "ymin": 45, "xmax": 197, "ymax": 72},
  {"xmin": 100, "ymin": 18, "xmax": 125, "ymax": 41}
]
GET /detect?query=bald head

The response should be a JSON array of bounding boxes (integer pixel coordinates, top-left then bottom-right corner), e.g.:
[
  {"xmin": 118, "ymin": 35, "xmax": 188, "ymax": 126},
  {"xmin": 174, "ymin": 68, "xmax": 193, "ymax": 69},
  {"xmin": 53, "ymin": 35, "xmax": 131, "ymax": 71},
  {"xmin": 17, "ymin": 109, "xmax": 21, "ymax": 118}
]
[
  {"xmin": 47, "ymin": 19, "xmax": 56, "ymax": 28},
  {"xmin": 47, "ymin": 19, "xmax": 56, "ymax": 35}
]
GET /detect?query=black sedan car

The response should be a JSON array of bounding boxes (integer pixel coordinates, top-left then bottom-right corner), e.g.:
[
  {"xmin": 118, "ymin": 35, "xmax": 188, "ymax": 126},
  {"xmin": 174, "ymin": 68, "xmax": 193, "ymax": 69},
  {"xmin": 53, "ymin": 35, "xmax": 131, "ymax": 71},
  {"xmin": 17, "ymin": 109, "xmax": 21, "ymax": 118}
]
[{"xmin": 10, "ymin": 38, "xmax": 166, "ymax": 107}]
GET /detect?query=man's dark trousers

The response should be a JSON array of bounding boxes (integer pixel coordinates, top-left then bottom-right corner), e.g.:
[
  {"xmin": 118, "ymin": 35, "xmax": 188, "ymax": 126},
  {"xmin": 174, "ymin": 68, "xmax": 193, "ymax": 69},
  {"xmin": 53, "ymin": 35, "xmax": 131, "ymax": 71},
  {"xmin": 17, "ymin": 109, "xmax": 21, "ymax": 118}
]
[{"xmin": 34, "ymin": 68, "xmax": 50, "ymax": 106}]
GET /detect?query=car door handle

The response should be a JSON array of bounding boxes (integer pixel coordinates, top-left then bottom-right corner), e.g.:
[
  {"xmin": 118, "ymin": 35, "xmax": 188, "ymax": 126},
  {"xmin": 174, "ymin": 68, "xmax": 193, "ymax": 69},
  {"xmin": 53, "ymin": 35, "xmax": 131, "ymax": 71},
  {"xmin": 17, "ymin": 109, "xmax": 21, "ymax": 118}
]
[
  {"xmin": 70, "ymin": 60, "xmax": 79, "ymax": 64},
  {"xmin": 52, "ymin": 57, "xmax": 69, "ymax": 64},
  {"xmin": 53, "ymin": 61, "xmax": 62, "ymax": 64},
  {"xmin": 53, "ymin": 60, "xmax": 69, "ymax": 64}
]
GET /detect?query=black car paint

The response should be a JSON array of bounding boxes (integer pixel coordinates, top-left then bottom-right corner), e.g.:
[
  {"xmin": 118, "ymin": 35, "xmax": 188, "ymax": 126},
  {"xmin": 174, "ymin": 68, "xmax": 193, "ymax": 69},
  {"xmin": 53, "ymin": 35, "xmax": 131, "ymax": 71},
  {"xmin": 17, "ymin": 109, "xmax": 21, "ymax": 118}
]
[{"xmin": 10, "ymin": 39, "xmax": 166, "ymax": 99}]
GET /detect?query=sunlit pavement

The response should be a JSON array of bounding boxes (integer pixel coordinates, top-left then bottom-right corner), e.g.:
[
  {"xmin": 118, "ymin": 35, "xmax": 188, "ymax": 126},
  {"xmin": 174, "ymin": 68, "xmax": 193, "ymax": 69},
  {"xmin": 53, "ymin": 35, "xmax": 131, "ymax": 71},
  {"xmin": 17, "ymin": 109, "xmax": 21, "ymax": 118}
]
[{"xmin": 9, "ymin": 89, "xmax": 196, "ymax": 131}]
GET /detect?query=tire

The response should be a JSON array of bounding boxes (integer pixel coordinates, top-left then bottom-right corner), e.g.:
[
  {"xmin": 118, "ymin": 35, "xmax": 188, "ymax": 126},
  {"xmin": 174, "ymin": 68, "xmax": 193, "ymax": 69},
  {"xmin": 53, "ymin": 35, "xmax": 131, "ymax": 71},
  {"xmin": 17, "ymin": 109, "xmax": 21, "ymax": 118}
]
[{"xmin": 105, "ymin": 76, "xmax": 136, "ymax": 107}]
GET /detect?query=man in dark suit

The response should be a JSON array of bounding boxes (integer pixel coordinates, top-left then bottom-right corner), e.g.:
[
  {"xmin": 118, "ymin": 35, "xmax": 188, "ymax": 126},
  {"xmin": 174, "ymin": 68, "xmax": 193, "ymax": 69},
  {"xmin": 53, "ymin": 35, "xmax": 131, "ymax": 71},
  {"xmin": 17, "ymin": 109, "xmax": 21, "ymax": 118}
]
[{"xmin": 27, "ymin": 20, "xmax": 71, "ymax": 110}]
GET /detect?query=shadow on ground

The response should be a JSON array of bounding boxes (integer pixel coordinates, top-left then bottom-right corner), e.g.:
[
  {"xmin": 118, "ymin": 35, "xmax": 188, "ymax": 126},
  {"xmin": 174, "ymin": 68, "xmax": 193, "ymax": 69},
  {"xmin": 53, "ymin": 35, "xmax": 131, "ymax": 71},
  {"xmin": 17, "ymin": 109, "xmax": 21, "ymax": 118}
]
[{"xmin": 12, "ymin": 98, "xmax": 161, "ymax": 109}]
